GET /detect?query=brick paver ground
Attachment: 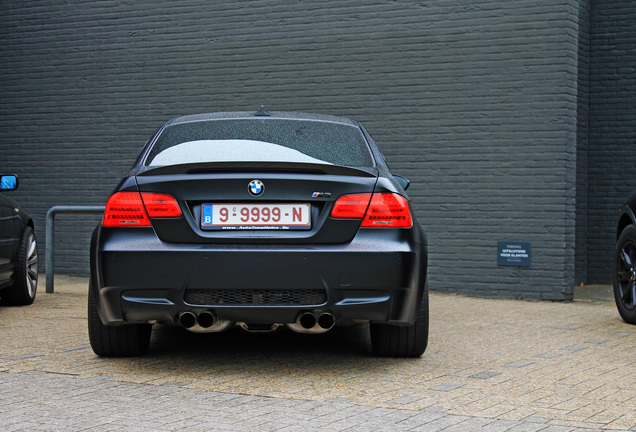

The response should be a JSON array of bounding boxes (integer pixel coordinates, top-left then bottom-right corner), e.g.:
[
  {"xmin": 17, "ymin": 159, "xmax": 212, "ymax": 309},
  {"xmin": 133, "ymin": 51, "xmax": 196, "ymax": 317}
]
[{"xmin": 0, "ymin": 276, "xmax": 635, "ymax": 431}]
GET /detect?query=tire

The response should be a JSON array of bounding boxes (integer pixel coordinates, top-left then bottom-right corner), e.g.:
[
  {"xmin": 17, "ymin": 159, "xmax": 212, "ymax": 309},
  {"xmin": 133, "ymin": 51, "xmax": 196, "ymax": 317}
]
[
  {"xmin": 1, "ymin": 226, "xmax": 38, "ymax": 306},
  {"xmin": 370, "ymin": 290, "xmax": 429, "ymax": 357},
  {"xmin": 614, "ymin": 224, "xmax": 636, "ymax": 324},
  {"xmin": 88, "ymin": 282, "xmax": 152, "ymax": 356}
]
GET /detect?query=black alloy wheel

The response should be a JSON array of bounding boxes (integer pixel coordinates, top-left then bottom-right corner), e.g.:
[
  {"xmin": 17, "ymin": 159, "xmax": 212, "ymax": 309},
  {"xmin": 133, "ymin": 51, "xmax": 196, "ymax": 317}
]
[
  {"xmin": 614, "ymin": 224, "xmax": 636, "ymax": 324},
  {"xmin": 1, "ymin": 226, "xmax": 38, "ymax": 305}
]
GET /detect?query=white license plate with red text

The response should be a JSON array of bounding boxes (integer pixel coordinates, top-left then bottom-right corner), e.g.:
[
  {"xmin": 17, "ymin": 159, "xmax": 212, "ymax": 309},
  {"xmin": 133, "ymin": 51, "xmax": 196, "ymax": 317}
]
[{"xmin": 201, "ymin": 203, "xmax": 311, "ymax": 230}]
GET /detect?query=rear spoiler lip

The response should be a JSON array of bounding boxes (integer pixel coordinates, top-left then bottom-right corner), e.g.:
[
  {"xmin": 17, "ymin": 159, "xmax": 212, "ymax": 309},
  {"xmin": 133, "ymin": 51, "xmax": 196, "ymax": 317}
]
[{"xmin": 132, "ymin": 162, "xmax": 378, "ymax": 178}]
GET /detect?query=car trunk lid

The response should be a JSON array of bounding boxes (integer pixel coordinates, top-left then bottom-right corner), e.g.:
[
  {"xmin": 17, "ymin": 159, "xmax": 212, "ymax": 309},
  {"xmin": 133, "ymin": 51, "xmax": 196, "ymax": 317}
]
[{"xmin": 135, "ymin": 163, "xmax": 378, "ymax": 244}]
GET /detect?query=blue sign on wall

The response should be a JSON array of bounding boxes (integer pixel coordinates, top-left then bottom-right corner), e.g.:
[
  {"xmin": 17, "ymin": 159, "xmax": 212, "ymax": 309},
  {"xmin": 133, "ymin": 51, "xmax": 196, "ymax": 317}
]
[{"xmin": 498, "ymin": 241, "xmax": 531, "ymax": 267}]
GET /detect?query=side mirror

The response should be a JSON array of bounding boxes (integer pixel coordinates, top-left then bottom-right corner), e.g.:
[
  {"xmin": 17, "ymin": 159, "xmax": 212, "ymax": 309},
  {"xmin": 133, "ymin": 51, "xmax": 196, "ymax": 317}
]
[
  {"xmin": 394, "ymin": 175, "xmax": 410, "ymax": 191},
  {"xmin": 0, "ymin": 175, "xmax": 18, "ymax": 191}
]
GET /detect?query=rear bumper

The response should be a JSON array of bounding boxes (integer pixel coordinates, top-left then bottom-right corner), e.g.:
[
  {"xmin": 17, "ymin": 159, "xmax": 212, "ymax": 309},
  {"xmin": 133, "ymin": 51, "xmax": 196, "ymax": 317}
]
[{"xmin": 90, "ymin": 225, "xmax": 427, "ymax": 327}]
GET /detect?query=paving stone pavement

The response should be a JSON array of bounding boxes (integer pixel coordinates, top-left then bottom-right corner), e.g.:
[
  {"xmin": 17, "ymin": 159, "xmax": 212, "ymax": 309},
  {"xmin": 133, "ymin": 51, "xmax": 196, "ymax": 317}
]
[{"xmin": 0, "ymin": 276, "xmax": 635, "ymax": 431}]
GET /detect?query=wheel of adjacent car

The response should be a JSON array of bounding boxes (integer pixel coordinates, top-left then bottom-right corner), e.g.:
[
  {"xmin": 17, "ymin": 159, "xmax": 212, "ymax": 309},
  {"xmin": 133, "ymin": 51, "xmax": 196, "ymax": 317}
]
[
  {"xmin": 88, "ymin": 282, "xmax": 152, "ymax": 356},
  {"xmin": 1, "ymin": 226, "xmax": 38, "ymax": 306},
  {"xmin": 370, "ymin": 290, "xmax": 429, "ymax": 357},
  {"xmin": 614, "ymin": 224, "xmax": 636, "ymax": 324}
]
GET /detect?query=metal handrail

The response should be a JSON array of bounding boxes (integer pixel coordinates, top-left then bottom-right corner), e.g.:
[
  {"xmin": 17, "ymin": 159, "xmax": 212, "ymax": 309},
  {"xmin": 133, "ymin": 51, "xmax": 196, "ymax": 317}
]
[{"xmin": 45, "ymin": 205, "xmax": 105, "ymax": 293}]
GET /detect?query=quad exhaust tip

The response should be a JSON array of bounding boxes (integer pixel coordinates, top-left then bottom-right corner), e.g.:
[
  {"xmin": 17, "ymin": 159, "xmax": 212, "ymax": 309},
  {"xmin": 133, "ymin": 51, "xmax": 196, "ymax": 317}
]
[{"xmin": 179, "ymin": 310, "xmax": 336, "ymax": 334}]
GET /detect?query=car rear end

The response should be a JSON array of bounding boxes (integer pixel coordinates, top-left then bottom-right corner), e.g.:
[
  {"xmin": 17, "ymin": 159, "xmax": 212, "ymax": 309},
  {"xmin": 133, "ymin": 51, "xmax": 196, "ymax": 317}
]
[{"xmin": 90, "ymin": 111, "xmax": 428, "ymax": 356}]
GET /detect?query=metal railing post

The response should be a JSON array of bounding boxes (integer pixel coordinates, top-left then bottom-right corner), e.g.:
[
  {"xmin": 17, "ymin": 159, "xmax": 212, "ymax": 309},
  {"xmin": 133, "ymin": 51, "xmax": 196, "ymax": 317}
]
[{"xmin": 45, "ymin": 205, "xmax": 105, "ymax": 293}]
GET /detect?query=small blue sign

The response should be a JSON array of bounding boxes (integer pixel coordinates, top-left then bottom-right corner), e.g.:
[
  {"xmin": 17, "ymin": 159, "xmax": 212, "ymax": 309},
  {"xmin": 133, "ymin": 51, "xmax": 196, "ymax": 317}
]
[{"xmin": 498, "ymin": 241, "xmax": 531, "ymax": 267}]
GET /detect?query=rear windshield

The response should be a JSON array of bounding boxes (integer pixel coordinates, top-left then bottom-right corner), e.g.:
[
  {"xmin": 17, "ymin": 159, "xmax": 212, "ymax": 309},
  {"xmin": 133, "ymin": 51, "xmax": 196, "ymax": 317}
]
[{"xmin": 145, "ymin": 119, "xmax": 374, "ymax": 168}]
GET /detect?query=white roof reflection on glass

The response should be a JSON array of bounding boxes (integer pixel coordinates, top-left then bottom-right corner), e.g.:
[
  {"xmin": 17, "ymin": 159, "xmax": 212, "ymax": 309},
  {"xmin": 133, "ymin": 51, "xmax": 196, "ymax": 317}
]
[{"xmin": 149, "ymin": 139, "xmax": 332, "ymax": 166}]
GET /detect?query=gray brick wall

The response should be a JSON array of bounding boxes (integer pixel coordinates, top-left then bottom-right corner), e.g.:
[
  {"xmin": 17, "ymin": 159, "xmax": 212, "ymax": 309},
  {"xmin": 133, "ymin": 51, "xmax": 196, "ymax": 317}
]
[
  {"xmin": 587, "ymin": 0, "xmax": 636, "ymax": 284},
  {"xmin": 0, "ymin": 0, "xmax": 597, "ymax": 299},
  {"xmin": 575, "ymin": 0, "xmax": 590, "ymax": 285}
]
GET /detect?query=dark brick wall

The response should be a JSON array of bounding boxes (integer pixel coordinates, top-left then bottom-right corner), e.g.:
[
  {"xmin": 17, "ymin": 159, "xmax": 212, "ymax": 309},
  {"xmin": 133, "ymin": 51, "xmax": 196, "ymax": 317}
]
[
  {"xmin": 587, "ymin": 0, "xmax": 636, "ymax": 284},
  {"xmin": 576, "ymin": 0, "xmax": 590, "ymax": 285},
  {"xmin": 0, "ymin": 0, "xmax": 592, "ymax": 299}
]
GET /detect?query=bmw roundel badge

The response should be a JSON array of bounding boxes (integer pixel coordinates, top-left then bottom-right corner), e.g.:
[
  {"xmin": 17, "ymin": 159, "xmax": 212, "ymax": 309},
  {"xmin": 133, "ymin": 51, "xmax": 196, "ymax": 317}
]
[{"xmin": 248, "ymin": 180, "xmax": 264, "ymax": 197}]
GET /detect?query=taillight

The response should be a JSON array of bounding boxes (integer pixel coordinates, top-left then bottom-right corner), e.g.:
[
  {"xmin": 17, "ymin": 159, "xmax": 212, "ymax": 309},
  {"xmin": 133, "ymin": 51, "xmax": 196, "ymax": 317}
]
[
  {"xmin": 361, "ymin": 193, "xmax": 412, "ymax": 228},
  {"xmin": 141, "ymin": 193, "xmax": 182, "ymax": 218},
  {"xmin": 103, "ymin": 192, "xmax": 181, "ymax": 227},
  {"xmin": 331, "ymin": 192, "xmax": 412, "ymax": 228},
  {"xmin": 330, "ymin": 193, "xmax": 372, "ymax": 218},
  {"xmin": 103, "ymin": 192, "xmax": 151, "ymax": 227}
]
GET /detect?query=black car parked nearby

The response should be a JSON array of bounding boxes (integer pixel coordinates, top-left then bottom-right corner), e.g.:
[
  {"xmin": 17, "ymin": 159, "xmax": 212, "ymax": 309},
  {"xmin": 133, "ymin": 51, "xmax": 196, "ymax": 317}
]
[
  {"xmin": 614, "ymin": 191, "xmax": 636, "ymax": 324},
  {"xmin": 0, "ymin": 175, "xmax": 38, "ymax": 305},
  {"xmin": 89, "ymin": 110, "xmax": 428, "ymax": 357}
]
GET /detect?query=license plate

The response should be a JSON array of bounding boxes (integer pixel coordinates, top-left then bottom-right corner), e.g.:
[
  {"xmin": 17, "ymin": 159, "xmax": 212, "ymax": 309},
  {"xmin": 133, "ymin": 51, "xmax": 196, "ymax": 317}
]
[{"xmin": 201, "ymin": 203, "xmax": 311, "ymax": 230}]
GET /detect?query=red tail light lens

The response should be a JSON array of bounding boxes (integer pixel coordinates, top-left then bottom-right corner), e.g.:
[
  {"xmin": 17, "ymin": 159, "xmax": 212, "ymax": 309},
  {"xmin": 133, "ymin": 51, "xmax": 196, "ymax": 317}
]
[
  {"xmin": 331, "ymin": 192, "xmax": 412, "ymax": 228},
  {"xmin": 141, "ymin": 193, "xmax": 182, "ymax": 218},
  {"xmin": 103, "ymin": 192, "xmax": 151, "ymax": 227},
  {"xmin": 361, "ymin": 193, "xmax": 412, "ymax": 228},
  {"xmin": 330, "ymin": 193, "xmax": 372, "ymax": 219},
  {"xmin": 103, "ymin": 192, "xmax": 181, "ymax": 227}
]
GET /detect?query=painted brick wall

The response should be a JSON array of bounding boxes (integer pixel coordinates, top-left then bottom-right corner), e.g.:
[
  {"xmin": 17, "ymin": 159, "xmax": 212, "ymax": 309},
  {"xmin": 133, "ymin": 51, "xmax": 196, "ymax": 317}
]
[
  {"xmin": 587, "ymin": 0, "xmax": 636, "ymax": 284},
  {"xmin": 0, "ymin": 0, "xmax": 585, "ymax": 299}
]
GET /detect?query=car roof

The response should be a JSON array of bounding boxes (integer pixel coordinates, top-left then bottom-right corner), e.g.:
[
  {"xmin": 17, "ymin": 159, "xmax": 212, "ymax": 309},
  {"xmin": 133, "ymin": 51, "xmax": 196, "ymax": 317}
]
[{"xmin": 164, "ymin": 111, "xmax": 360, "ymax": 127}]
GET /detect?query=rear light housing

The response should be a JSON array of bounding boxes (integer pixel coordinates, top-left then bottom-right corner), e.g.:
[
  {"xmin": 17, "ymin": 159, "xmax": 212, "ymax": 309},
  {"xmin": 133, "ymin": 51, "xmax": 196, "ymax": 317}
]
[
  {"xmin": 330, "ymin": 193, "xmax": 372, "ymax": 219},
  {"xmin": 331, "ymin": 192, "xmax": 413, "ymax": 228},
  {"xmin": 361, "ymin": 193, "xmax": 412, "ymax": 228},
  {"xmin": 103, "ymin": 192, "xmax": 151, "ymax": 227},
  {"xmin": 103, "ymin": 192, "xmax": 181, "ymax": 227},
  {"xmin": 141, "ymin": 193, "xmax": 182, "ymax": 218}
]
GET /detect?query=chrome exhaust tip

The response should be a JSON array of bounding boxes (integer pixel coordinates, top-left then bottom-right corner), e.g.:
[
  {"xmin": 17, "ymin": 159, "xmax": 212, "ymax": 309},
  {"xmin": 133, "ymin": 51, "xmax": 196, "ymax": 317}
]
[
  {"xmin": 178, "ymin": 311, "xmax": 197, "ymax": 329},
  {"xmin": 318, "ymin": 312, "xmax": 335, "ymax": 331},
  {"xmin": 299, "ymin": 312, "xmax": 317, "ymax": 330},
  {"xmin": 197, "ymin": 311, "xmax": 216, "ymax": 329}
]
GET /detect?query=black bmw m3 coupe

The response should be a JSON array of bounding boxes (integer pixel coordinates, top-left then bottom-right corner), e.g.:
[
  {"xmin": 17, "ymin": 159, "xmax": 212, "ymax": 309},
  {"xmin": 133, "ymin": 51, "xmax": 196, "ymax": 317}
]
[{"xmin": 89, "ymin": 109, "xmax": 428, "ymax": 357}]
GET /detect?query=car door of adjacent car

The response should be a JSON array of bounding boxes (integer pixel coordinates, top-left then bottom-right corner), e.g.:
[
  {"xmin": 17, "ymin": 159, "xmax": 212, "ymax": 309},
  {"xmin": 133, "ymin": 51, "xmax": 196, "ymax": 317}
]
[{"xmin": 0, "ymin": 193, "xmax": 19, "ymax": 286}]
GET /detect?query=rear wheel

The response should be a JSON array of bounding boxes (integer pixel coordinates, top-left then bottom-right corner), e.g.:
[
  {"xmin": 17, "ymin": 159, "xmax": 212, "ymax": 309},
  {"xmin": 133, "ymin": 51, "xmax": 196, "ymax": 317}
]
[
  {"xmin": 614, "ymin": 225, "xmax": 636, "ymax": 324},
  {"xmin": 1, "ymin": 226, "xmax": 38, "ymax": 306},
  {"xmin": 88, "ymin": 282, "xmax": 152, "ymax": 356},
  {"xmin": 370, "ymin": 291, "xmax": 429, "ymax": 357}
]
